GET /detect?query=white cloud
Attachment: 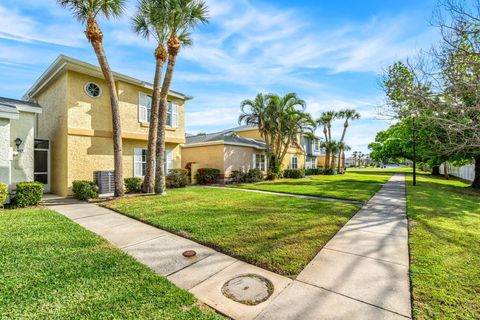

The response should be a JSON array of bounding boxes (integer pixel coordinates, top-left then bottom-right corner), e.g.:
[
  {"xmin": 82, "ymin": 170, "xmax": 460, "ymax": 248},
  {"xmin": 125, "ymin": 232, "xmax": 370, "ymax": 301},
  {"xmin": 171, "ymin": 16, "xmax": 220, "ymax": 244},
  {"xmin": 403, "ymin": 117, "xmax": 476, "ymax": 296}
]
[{"xmin": 0, "ymin": 5, "xmax": 84, "ymax": 47}]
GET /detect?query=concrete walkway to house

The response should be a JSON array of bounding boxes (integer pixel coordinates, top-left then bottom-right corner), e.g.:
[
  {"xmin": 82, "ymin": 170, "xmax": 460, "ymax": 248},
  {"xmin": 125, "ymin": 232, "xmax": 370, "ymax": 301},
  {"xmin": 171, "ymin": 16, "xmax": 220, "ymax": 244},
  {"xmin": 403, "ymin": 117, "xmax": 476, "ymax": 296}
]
[{"xmin": 45, "ymin": 173, "xmax": 411, "ymax": 320}]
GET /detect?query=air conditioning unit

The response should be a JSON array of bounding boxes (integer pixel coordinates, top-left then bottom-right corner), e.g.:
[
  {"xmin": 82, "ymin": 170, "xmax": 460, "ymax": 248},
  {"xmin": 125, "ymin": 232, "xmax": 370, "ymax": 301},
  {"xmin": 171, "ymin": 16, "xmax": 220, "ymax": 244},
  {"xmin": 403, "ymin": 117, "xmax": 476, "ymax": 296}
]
[{"xmin": 94, "ymin": 170, "xmax": 115, "ymax": 195}]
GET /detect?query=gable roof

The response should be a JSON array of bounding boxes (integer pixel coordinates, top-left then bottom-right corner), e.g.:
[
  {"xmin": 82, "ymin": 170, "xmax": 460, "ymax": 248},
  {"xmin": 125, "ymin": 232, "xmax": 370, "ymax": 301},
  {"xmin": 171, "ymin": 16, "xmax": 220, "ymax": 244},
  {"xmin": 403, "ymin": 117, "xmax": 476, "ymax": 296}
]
[
  {"xmin": 23, "ymin": 55, "xmax": 192, "ymax": 101},
  {"xmin": 185, "ymin": 129, "xmax": 266, "ymax": 150},
  {"xmin": 0, "ymin": 97, "xmax": 42, "ymax": 117}
]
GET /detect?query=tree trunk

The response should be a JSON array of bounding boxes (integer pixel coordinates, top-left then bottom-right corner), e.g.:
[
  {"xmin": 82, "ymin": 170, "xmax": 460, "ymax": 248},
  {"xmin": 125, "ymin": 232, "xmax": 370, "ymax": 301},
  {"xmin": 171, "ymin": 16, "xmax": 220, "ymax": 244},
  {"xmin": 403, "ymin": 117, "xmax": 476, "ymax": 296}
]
[
  {"xmin": 472, "ymin": 156, "xmax": 480, "ymax": 188},
  {"xmin": 431, "ymin": 165, "xmax": 440, "ymax": 176},
  {"xmin": 444, "ymin": 162, "xmax": 449, "ymax": 179},
  {"xmin": 143, "ymin": 46, "xmax": 166, "ymax": 193},
  {"xmin": 91, "ymin": 40, "xmax": 124, "ymax": 197},
  {"xmin": 155, "ymin": 36, "xmax": 179, "ymax": 194}
]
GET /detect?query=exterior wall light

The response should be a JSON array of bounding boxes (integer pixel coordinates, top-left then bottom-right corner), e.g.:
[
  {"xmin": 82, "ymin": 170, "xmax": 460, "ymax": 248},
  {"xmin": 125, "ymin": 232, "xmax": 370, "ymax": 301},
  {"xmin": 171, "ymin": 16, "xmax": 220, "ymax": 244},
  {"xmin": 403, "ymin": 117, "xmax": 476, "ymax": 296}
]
[{"xmin": 15, "ymin": 138, "xmax": 23, "ymax": 152}]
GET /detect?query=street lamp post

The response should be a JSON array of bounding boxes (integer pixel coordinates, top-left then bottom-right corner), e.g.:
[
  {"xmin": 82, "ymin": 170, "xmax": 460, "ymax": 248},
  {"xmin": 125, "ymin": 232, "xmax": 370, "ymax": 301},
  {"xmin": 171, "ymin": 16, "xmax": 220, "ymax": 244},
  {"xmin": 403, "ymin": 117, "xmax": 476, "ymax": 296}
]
[{"xmin": 412, "ymin": 112, "xmax": 417, "ymax": 186}]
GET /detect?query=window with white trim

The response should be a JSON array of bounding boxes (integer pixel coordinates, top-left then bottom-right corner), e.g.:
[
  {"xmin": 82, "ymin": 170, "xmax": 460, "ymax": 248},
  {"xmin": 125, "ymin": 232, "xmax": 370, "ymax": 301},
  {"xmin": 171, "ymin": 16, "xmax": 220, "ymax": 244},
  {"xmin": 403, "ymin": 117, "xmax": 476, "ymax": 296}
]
[
  {"xmin": 166, "ymin": 101, "xmax": 179, "ymax": 127},
  {"xmin": 253, "ymin": 154, "xmax": 266, "ymax": 171},
  {"xmin": 291, "ymin": 156, "xmax": 299, "ymax": 169},
  {"xmin": 138, "ymin": 93, "xmax": 152, "ymax": 123},
  {"xmin": 134, "ymin": 148, "xmax": 173, "ymax": 177}
]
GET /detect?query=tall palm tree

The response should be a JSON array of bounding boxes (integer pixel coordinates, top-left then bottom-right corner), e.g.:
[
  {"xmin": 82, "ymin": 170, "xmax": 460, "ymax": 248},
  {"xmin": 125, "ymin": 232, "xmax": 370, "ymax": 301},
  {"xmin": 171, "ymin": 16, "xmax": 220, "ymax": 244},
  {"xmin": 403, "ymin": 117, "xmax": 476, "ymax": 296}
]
[
  {"xmin": 132, "ymin": 0, "xmax": 169, "ymax": 193},
  {"xmin": 155, "ymin": 0, "xmax": 209, "ymax": 194},
  {"xmin": 336, "ymin": 108, "xmax": 360, "ymax": 172},
  {"xmin": 58, "ymin": 0, "xmax": 125, "ymax": 197},
  {"xmin": 316, "ymin": 111, "xmax": 336, "ymax": 170}
]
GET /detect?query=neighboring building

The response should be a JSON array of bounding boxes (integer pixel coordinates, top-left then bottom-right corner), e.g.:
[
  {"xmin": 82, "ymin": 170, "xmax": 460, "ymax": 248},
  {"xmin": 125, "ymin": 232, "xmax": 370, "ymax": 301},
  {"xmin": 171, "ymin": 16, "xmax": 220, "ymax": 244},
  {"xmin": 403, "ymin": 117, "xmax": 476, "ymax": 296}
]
[
  {"xmin": 182, "ymin": 130, "xmax": 266, "ymax": 181},
  {"xmin": 232, "ymin": 125, "xmax": 307, "ymax": 170},
  {"xmin": 182, "ymin": 125, "xmax": 323, "ymax": 182},
  {"xmin": 301, "ymin": 135, "xmax": 323, "ymax": 169},
  {"xmin": 345, "ymin": 157, "xmax": 355, "ymax": 167},
  {"xmin": 24, "ymin": 55, "xmax": 190, "ymax": 196},
  {"xmin": 0, "ymin": 97, "xmax": 42, "ymax": 196}
]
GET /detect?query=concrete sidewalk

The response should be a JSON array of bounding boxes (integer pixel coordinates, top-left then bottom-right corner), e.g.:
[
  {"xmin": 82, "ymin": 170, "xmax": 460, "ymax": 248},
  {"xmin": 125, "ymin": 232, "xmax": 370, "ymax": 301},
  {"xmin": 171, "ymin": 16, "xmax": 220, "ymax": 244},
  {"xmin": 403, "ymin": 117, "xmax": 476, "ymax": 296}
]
[
  {"xmin": 256, "ymin": 173, "xmax": 411, "ymax": 319},
  {"xmin": 46, "ymin": 173, "xmax": 411, "ymax": 320}
]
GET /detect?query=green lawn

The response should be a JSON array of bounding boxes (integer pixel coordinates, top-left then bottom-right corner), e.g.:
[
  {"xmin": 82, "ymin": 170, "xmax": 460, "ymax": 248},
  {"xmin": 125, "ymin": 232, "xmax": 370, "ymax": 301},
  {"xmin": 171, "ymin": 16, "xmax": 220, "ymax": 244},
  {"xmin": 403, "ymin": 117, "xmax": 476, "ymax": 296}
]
[
  {"xmin": 229, "ymin": 168, "xmax": 398, "ymax": 201},
  {"xmin": 406, "ymin": 173, "xmax": 480, "ymax": 320},
  {"xmin": 104, "ymin": 188, "xmax": 359, "ymax": 277},
  {"xmin": 0, "ymin": 208, "xmax": 223, "ymax": 320}
]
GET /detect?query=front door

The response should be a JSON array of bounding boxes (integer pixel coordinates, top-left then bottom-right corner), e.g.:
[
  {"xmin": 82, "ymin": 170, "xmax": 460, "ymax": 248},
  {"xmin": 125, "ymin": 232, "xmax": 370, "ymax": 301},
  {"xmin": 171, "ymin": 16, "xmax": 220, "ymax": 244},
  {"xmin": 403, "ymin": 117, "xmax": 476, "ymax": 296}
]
[{"xmin": 34, "ymin": 139, "xmax": 50, "ymax": 192}]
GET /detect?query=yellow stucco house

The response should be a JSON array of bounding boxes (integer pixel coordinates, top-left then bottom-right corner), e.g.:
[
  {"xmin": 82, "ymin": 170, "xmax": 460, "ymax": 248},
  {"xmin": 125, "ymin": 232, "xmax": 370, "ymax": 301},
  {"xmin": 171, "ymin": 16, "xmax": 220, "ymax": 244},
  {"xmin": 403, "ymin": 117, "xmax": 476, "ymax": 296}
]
[
  {"xmin": 182, "ymin": 125, "xmax": 324, "ymax": 182},
  {"xmin": 24, "ymin": 55, "xmax": 190, "ymax": 196}
]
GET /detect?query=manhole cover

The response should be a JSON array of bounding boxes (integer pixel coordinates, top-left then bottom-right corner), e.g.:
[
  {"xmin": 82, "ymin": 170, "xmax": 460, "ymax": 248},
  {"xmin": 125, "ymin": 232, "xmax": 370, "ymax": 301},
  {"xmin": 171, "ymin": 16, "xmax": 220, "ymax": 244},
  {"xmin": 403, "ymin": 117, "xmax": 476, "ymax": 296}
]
[{"xmin": 221, "ymin": 274, "xmax": 273, "ymax": 305}]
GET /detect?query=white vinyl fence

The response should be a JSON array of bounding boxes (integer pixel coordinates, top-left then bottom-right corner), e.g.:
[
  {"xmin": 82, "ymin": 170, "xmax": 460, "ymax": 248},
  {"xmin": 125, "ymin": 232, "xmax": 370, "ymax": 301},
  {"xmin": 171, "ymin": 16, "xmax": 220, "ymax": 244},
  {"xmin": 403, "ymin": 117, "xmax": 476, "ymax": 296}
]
[{"xmin": 439, "ymin": 162, "xmax": 475, "ymax": 182}]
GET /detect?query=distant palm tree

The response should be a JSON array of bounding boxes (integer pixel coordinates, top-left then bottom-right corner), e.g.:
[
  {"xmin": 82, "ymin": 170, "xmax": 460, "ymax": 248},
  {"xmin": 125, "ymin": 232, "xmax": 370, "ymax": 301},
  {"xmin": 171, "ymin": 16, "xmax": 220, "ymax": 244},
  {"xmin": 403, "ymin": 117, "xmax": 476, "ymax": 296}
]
[
  {"xmin": 352, "ymin": 151, "xmax": 358, "ymax": 167},
  {"xmin": 58, "ymin": 0, "xmax": 126, "ymax": 197},
  {"xmin": 316, "ymin": 111, "xmax": 336, "ymax": 170},
  {"xmin": 154, "ymin": 0, "xmax": 209, "ymax": 194},
  {"xmin": 336, "ymin": 109, "xmax": 360, "ymax": 171},
  {"xmin": 132, "ymin": 0, "xmax": 169, "ymax": 193}
]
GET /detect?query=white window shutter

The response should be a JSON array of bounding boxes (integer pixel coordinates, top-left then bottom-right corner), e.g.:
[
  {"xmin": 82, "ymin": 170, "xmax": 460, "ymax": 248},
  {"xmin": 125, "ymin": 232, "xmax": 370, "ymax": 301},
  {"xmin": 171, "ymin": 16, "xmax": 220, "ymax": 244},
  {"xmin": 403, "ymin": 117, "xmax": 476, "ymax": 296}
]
[
  {"xmin": 134, "ymin": 148, "xmax": 143, "ymax": 177},
  {"xmin": 138, "ymin": 92, "xmax": 147, "ymax": 123},
  {"xmin": 172, "ymin": 102, "xmax": 179, "ymax": 128},
  {"xmin": 252, "ymin": 154, "xmax": 256, "ymax": 169}
]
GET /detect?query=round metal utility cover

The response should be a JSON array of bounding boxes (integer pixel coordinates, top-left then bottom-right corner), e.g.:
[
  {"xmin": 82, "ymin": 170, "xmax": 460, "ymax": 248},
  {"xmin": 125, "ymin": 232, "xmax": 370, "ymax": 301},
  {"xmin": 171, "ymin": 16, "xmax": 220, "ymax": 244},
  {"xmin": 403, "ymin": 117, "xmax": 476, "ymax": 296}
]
[{"xmin": 221, "ymin": 274, "xmax": 273, "ymax": 305}]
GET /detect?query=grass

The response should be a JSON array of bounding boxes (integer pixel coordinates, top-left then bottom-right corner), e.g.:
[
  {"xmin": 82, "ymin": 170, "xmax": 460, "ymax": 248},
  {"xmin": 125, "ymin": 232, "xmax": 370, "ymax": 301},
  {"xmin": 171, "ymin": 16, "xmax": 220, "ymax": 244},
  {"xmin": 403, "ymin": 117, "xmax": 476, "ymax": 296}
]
[
  {"xmin": 229, "ymin": 168, "xmax": 399, "ymax": 202},
  {"xmin": 0, "ymin": 208, "xmax": 223, "ymax": 320},
  {"xmin": 104, "ymin": 188, "xmax": 359, "ymax": 277},
  {"xmin": 406, "ymin": 173, "xmax": 480, "ymax": 320}
]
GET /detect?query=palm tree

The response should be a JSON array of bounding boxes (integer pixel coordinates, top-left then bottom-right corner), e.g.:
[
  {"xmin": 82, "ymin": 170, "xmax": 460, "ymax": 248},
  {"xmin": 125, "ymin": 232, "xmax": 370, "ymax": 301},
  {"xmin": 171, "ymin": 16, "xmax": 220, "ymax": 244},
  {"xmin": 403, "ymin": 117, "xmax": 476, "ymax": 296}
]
[
  {"xmin": 316, "ymin": 111, "xmax": 336, "ymax": 170},
  {"xmin": 352, "ymin": 151, "xmax": 358, "ymax": 167},
  {"xmin": 155, "ymin": 0, "xmax": 209, "ymax": 194},
  {"xmin": 336, "ymin": 109, "xmax": 360, "ymax": 171},
  {"xmin": 337, "ymin": 142, "xmax": 351, "ymax": 173},
  {"xmin": 58, "ymin": 0, "xmax": 125, "ymax": 197},
  {"xmin": 239, "ymin": 93, "xmax": 314, "ymax": 178},
  {"xmin": 132, "ymin": 0, "xmax": 169, "ymax": 193},
  {"xmin": 329, "ymin": 140, "xmax": 340, "ymax": 170}
]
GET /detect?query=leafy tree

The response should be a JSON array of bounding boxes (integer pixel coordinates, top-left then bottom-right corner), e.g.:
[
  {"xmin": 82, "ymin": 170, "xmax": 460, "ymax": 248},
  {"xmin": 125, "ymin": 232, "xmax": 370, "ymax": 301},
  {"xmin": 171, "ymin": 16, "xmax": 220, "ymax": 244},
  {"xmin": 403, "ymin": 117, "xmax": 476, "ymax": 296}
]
[
  {"xmin": 239, "ymin": 93, "xmax": 315, "ymax": 178},
  {"xmin": 58, "ymin": 0, "xmax": 126, "ymax": 197},
  {"xmin": 154, "ymin": 0, "xmax": 209, "ymax": 194},
  {"xmin": 132, "ymin": 0, "xmax": 169, "ymax": 193}
]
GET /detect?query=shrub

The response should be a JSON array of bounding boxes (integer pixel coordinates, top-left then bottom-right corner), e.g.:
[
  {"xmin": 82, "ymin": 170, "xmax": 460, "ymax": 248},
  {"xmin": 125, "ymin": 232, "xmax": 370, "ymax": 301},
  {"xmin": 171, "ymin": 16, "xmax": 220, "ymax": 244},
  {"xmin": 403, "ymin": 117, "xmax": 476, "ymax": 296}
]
[
  {"xmin": 166, "ymin": 169, "xmax": 189, "ymax": 188},
  {"xmin": 324, "ymin": 168, "xmax": 336, "ymax": 175},
  {"xmin": 283, "ymin": 169, "xmax": 306, "ymax": 179},
  {"xmin": 231, "ymin": 170, "xmax": 248, "ymax": 183},
  {"xmin": 124, "ymin": 177, "xmax": 143, "ymax": 193},
  {"xmin": 0, "ymin": 182, "xmax": 8, "ymax": 207},
  {"xmin": 305, "ymin": 168, "xmax": 324, "ymax": 176},
  {"xmin": 196, "ymin": 168, "xmax": 220, "ymax": 185},
  {"xmin": 247, "ymin": 168, "xmax": 264, "ymax": 182},
  {"xmin": 13, "ymin": 182, "xmax": 44, "ymax": 207},
  {"xmin": 72, "ymin": 180, "xmax": 99, "ymax": 200}
]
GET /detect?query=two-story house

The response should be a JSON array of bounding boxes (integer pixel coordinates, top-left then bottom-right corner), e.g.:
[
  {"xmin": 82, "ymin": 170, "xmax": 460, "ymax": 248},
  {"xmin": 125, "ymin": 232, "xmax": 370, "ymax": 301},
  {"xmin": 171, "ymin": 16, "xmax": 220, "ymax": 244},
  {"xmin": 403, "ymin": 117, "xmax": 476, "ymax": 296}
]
[
  {"xmin": 301, "ymin": 135, "xmax": 323, "ymax": 169},
  {"xmin": 24, "ymin": 55, "xmax": 190, "ymax": 196}
]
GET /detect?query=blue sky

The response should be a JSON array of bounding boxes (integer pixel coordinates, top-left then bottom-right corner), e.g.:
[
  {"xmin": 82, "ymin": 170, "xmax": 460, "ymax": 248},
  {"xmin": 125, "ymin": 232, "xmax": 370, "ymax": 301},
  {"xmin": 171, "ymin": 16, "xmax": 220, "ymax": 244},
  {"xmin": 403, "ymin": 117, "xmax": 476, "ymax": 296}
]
[{"xmin": 0, "ymin": 0, "xmax": 439, "ymax": 154}]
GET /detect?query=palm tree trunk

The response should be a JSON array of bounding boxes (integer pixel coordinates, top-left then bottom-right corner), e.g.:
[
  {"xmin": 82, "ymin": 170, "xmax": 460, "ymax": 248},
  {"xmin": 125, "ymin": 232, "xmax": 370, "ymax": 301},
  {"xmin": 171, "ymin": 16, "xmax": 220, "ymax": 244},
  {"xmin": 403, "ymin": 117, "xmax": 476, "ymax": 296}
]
[
  {"xmin": 89, "ymin": 22, "xmax": 124, "ymax": 197},
  {"xmin": 337, "ymin": 150, "xmax": 342, "ymax": 172},
  {"xmin": 155, "ymin": 36, "xmax": 179, "ymax": 194},
  {"xmin": 143, "ymin": 46, "xmax": 166, "ymax": 193}
]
